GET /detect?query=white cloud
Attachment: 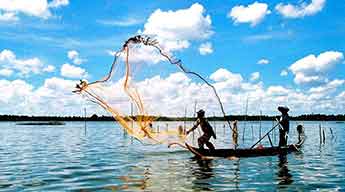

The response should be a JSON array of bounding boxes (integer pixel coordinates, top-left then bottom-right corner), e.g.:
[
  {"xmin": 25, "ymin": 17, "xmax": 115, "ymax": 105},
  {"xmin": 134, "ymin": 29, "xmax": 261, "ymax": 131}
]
[
  {"xmin": 48, "ymin": 0, "xmax": 69, "ymax": 8},
  {"xmin": 289, "ymin": 51, "xmax": 344, "ymax": 85},
  {"xmin": 0, "ymin": 79, "xmax": 33, "ymax": 104},
  {"xmin": 1, "ymin": 68, "xmax": 345, "ymax": 116},
  {"xmin": 0, "ymin": 68, "xmax": 13, "ymax": 76},
  {"xmin": 0, "ymin": 77, "xmax": 85, "ymax": 116},
  {"xmin": 108, "ymin": 45, "xmax": 164, "ymax": 65},
  {"xmin": 210, "ymin": 68, "xmax": 244, "ymax": 91},
  {"xmin": 0, "ymin": 0, "xmax": 69, "ymax": 21},
  {"xmin": 43, "ymin": 65, "xmax": 55, "ymax": 72},
  {"xmin": 309, "ymin": 79, "xmax": 344, "ymax": 94},
  {"xmin": 250, "ymin": 72, "xmax": 260, "ymax": 81},
  {"xmin": 0, "ymin": 49, "xmax": 54, "ymax": 76},
  {"xmin": 276, "ymin": 0, "xmax": 326, "ymax": 19},
  {"xmin": 267, "ymin": 85, "xmax": 290, "ymax": 96},
  {"xmin": 228, "ymin": 2, "xmax": 271, "ymax": 26},
  {"xmin": 210, "ymin": 68, "xmax": 243, "ymax": 82},
  {"xmin": 67, "ymin": 50, "xmax": 85, "ymax": 65},
  {"xmin": 0, "ymin": 11, "xmax": 18, "ymax": 22},
  {"xmin": 142, "ymin": 3, "xmax": 213, "ymax": 52},
  {"xmin": 257, "ymin": 58, "xmax": 270, "ymax": 65},
  {"xmin": 199, "ymin": 42, "xmax": 213, "ymax": 55},
  {"xmin": 280, "ymin": 70, "xmax": 288, "ymax": 76},
  {"xmin": 60, "ymin": 63, "xmax": 87, "ymax": 79}
]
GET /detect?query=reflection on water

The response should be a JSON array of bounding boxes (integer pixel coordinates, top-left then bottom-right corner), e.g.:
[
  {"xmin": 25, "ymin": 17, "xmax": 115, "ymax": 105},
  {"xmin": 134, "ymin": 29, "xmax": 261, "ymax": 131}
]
[
  {"xmin": 0, "ymin": 121, "xmax": 344, "ymax": 191},
  {"xmin": 277, "ymin": 154, "xmax": 293, "ymax": 186},
  {"xmin": 192, "ymin": 159, "xmax": 214, "ymax": 191}
]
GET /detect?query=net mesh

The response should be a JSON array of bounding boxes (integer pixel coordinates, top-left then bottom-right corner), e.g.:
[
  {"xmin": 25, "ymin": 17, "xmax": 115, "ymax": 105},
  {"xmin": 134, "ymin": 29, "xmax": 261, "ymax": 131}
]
[{"xmin": 73, "ymin": 35, "xmax": 233, "ymax": 145}]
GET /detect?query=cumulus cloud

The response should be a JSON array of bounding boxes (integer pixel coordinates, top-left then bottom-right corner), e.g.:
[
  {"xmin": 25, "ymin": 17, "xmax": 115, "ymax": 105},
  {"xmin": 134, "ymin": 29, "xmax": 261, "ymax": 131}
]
[
  {"xmin": 48, "ymin": 0, "xmax": 69, "ymax": 8},
  {"xmin": 0, "ymin": 11, "xmax": 18, "ymax": 22},
  {"xmin": 107, "ymin": 45, "xmax": 164, "ymax": 64},
  {"xmin": 0, "ymin": 68, "xmax": 13, "ymax": 76},
  {"xmin": 142, "ymin": 3, "xmax": 213, "ymax": 52},
  {"xmin": 276, "ymin": 0, "xmax": 326, "ymax": 18},
  {"xmin": 199, "ymin": 42, "xmax": 213, "ymax": 55},
  {"xmin": 1, "ymin": 68, "xmax": 345, "ymax": 116},
  {"xmin": 67, "ymin": 50, "xmax": 85, "ymax": 65},
  {"xmin": 257, "ymin": 58, "xmax": 270, "ymax": 65},
  {"xmin": 250, "ymin": 72, "xmax": 260, "ymax": 81},
  {"xmin": 228, "ymin": 2, "xmax": 271, "ymax": 26},
  {"xmin": 288, "ymin": 51, "xmax": 344, "ymax": 85},
  {"xmin": 0, "ymin": 0, "xmax": 69, "ymax": 21},
  {"xmin": 0, "ymin": 77, "xmax": 85, "ymax": 116},
  {"xmin": 0, "ymin": 49, "xmax": 54, "ymax": 76},
  {"xmin": 60, "ymin": 63, "xmax": 87, "ymax": 79},
  {"xmin": 43, "ymin": 65, "xmax": 55, "ymax": 72},
  {"xmin": 210, "ymin": 68, "xmax": 243, "ymax": 83},
  {"xmin": 0, "ymin": 79, "xmax": 33, "ymax": 104}
]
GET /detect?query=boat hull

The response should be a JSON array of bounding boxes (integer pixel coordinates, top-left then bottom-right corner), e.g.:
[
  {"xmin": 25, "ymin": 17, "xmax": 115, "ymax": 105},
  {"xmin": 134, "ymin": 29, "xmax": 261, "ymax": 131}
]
[{"xmin": 185, "ymin": 143, "xmax": 302, "ymax": 158}]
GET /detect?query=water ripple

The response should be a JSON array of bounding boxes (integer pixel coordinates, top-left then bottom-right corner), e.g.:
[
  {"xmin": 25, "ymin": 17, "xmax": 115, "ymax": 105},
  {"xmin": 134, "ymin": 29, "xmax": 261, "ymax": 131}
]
[{"xmin": 0, "ymin": 121, "xmax": 344, "ymax": 191}]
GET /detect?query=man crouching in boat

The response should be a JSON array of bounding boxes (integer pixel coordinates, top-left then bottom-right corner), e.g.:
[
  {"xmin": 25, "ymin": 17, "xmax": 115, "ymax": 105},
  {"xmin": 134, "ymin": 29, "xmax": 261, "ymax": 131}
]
[
  {"xmin": 186, "ymin": 109, "xmax": 216, "ymax": 151},
  {"xmin": 278, "ymin": 106, "xmax": 290, "ymax": 147}
]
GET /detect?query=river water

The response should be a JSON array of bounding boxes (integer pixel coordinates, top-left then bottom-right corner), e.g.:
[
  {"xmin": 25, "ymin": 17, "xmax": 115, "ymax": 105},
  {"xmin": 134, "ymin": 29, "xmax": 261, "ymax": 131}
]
[{"xmin": 0, "ymin": 121, "xmax": 344, "ymax": 191}]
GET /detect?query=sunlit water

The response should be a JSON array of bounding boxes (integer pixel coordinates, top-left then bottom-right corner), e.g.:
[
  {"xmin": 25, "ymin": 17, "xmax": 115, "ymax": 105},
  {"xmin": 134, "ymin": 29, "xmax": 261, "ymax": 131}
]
[{"xmin": 0, "ymin": 121, "xmax": 344, "ymax": 191}]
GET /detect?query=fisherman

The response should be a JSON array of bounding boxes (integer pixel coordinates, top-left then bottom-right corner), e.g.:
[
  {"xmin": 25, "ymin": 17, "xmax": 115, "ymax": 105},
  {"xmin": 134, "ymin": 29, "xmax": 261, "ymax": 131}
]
[
  {"xmin": 278, "ymin": 106, "xmax": 290, "ymax": 147},
  {"xmin": 186, "ymin": 109, "xmax": 216, "ymax": 151}
]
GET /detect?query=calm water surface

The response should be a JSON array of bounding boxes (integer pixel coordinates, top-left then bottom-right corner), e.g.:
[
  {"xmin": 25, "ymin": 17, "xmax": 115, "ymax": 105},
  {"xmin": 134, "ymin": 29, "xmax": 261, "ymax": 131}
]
[{"xmin": 0, "ymin": 121, "xmax": 344, "ymax": 191}]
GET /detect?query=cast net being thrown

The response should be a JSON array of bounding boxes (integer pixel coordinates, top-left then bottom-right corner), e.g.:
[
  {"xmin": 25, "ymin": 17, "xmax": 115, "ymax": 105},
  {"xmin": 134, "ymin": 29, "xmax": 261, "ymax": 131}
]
[{"xmin": 73, "ymin": 35, "xmax": 233, "ymax": 145}]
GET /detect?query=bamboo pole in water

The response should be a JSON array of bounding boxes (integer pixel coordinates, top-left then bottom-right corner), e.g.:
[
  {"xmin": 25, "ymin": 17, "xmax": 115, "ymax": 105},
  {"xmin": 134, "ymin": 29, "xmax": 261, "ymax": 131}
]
[
  {"xmin": 130, "ymin": 102, "xmax": 134, "ymax": 143},
  {"xmin": 319, "ymin": 124, "xmax": 322, "ymax": 144},
  {"xmin": 213, "ymin": 112, "xmax": 216, "ymax": 134},
  {"xmin": 184, "ymin": 107, "xmax": 187, "ymax": 133},
  {"xmin": 251, "ymin": 125, "xmax": 254, "ymax": 139},
  {"xmin": 259, "ymin": 110, "xmax": 262, "ymax": 143},
  {"xmin": 272, "ymin": 120, "xmax": 275, "ymax": 144},
  {"xmin": 330, "ymin": 127, "xmax": 334, "ymax": 138},
  {"xmin": 84, "ymin": 107, "xmax": 87, "ymax": 134},
  {"xmin": 243, "ymin": 97, "xmax": 248, "ymax": 142}
]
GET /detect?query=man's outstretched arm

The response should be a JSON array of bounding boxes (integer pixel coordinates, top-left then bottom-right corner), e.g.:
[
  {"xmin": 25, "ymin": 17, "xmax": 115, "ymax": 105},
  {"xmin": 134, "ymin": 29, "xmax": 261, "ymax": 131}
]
[{"xmin": 186, "ymin": 120, "xmax": 200, "ymax": 135}]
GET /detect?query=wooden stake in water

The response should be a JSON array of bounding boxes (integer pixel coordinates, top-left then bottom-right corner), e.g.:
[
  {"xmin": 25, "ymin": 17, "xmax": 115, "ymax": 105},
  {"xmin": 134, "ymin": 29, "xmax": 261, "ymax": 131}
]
[
  {"xmin": 259, "ymin": 110, "xmax": 262, "ymax": 142},
  {"xmin": 319, "ymin": 124, "xmax": 322, "ymax": 144},
  {"xmin": 184, "ymin": 107, "xmax": 187, "ymax": 132},
  {"xmin": 130, "ymin": 102, "xmax": 133, "ymax": 127},
  {"xmin": 322, "ymin": 128, "xmax": 326, "ymax": 144},
  {"xmin": 243, "ymin": 96, "xmax": 248, "ymax": 141},
  {"xmin": 330, "ymin": 127, "xmax": 334, "ymax": 138},
  {"xmin": 213, "ymin": 112, "xmax": 216, "ymax": 133},
  {"xmin": 84, "ymin": 107, "xmax": 87, "ymax": 133},
  {"xmin": 251, "ymin": 125, "xmax": 254, "ymax": 139}
]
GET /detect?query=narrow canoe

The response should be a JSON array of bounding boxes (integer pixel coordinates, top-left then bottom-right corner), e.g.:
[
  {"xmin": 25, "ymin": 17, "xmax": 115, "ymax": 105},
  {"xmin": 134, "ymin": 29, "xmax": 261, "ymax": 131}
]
[{"xmin": 185, "ymin": 139, "xmax": 304, "ymax": 158}]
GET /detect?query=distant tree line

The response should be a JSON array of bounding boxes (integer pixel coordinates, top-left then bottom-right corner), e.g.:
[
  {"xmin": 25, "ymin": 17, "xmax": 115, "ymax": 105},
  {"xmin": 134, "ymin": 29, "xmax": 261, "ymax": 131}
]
[{"xmin": 0, "ymin": 113, "xmax": 345, "ymax": 122}]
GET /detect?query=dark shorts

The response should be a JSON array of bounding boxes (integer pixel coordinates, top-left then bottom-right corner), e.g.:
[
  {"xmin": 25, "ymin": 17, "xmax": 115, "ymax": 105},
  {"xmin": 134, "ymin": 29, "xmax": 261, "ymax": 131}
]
[{"xmin": 198, "ymin": 134, "xmax": 211, "ymax": 144}]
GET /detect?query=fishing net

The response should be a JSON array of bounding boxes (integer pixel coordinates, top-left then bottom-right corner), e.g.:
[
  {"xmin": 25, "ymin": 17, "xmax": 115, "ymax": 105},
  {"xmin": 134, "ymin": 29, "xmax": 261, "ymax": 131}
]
[{"xmin": 74, "ymin": 35, "xmax": 233, "ymax": 145}]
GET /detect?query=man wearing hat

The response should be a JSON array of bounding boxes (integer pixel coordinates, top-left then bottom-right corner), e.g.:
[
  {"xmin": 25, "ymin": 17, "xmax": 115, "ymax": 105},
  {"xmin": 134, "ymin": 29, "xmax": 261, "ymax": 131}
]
[
  {"xmin": 278, "ymin": 106, "xmax": 290, "ymax": 147},
  {"xmin": 186, "ymin": 109, "xmax": 216, "ymax": 150}
]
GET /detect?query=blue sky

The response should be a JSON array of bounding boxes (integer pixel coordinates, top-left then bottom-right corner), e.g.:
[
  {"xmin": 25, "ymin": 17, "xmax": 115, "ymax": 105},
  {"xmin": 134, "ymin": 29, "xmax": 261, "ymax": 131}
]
[{"xmin": 0, "ymin": 0, "xmax": 344, "ymax": 116}]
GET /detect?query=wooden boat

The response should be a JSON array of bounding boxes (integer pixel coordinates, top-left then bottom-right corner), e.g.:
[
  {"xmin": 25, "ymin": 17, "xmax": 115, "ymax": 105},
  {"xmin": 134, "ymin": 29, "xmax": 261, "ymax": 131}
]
[{"xmin": 185, "ymin": 138, "xmax": 305, "ymax": 158}]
